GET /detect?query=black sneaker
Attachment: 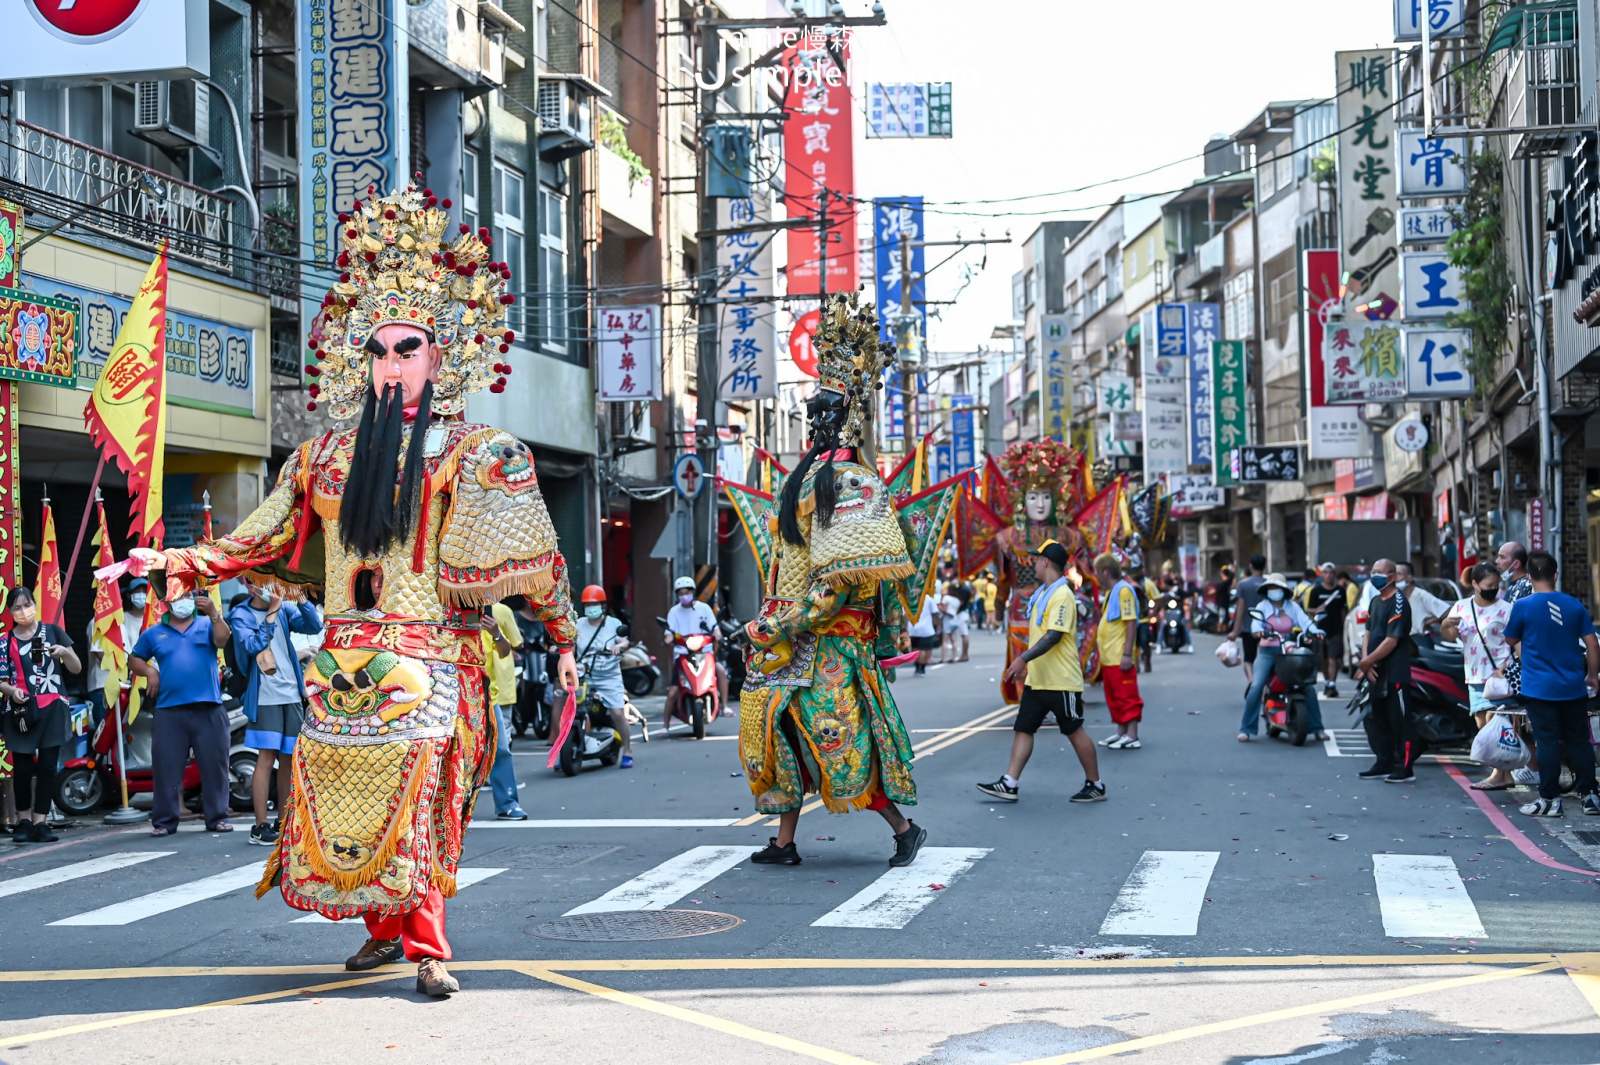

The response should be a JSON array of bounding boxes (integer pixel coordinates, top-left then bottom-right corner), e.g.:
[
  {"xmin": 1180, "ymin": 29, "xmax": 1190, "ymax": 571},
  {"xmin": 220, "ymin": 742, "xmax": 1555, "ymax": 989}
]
[
  {"xmin": 889, "ymin": 820, "xmax": 927, "ymax": 867},
  {"xmin": 1384, "ymin": 768, "xmax": 1417, "ymax": 784},
  {"xmin": 750, "ymin": 838, "xmax": 801, "ymax": 865},
  {"xmin": 30, "ymin": 822, "xmax": 58, "ymax": 842},
  {"xmin": 1069, "ymin": 780, "xmax": 1107, "ymax": 803},
  {"xmin": 249, "ymin": 822, "xmax": 279, "ymax": 846},
  {"xmin": 976, "ymin": 778, "xmax": 1019, "ymax": 802},
  {"xmin": 1581, "ymin": 792, "xmax": 1600, "ymax": 817},
  {"xmin": 11, "ymin": 821, "xmax": 36, "ymax": 844},
  {"xmin": 1358, "ymin": 764, "xmax": 1393, "ymax": 779}
]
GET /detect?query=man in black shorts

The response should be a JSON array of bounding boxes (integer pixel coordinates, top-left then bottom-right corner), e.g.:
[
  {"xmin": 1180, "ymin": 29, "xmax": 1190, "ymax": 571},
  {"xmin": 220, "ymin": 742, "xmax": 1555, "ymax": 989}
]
[
  {"xmin": 978, "ymin": 540, "xmax": 1106, "ymax": 804},
  {"xmin": 1228, "ymin": 554, "xmax": 1269, "ymax": 684}
]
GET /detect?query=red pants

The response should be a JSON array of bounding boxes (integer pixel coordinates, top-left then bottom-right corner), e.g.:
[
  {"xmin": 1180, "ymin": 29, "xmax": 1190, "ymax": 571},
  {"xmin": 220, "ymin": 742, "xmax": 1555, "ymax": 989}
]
[
  {"xmin": 362, "ymin": 890, "xmax": 450, "ymax": 961},
  {"xmin": 1102, "ymin": 663, "xmax": 1144, "ymax": 725}
]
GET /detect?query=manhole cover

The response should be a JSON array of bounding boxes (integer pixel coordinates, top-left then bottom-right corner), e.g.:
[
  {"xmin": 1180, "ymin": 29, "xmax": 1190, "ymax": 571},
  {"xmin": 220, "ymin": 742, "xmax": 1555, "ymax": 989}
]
[
  {"xmin": 526, "ymin": 909, "xmax": 743, "ymax": 941},
  {"xmin": 1574, "ymin": 830, "xmax": 1600, "ymax": 847},
  {"xmin": 472, "ymin": 844, "xmax": 621, "ymax": 868}
]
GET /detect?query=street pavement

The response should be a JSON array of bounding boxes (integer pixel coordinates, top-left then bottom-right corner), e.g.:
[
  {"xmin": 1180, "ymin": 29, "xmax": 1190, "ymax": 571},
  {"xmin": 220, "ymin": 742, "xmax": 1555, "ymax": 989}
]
[{"xmin": 3, "ymin": 629, "xmax": 1599, "ymax": 1063}]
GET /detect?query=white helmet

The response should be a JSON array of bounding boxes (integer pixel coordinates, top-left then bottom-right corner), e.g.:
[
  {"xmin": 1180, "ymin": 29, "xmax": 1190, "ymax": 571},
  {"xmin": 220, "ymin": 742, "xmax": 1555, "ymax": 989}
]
[{"xmin": 674, "ymin": 576, "xmax": 696, "ymax": 593}]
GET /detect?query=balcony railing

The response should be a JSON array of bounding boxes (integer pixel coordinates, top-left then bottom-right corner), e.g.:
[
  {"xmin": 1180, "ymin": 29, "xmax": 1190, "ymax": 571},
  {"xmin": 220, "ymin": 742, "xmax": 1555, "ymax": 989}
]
[
  {"xmin": 0, "ymin": 115, "xmax": 235, "ymax": 272},
  {"xmin": 1505, "ymin": 2, "xmax": 1583, "ymax": 158}
]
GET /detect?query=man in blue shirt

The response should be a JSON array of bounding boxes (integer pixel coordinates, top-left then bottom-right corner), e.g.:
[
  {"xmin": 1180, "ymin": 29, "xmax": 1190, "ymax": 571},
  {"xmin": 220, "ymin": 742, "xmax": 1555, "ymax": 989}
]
[
  {"xmin": 1503, "ymin": 551, "xmax": 1600, "ymax": 818},
  {"xmin": 228, "ymin": 581, "xmax": 323, "ymax": 846},
  {"xmin": 129, "ymin": 591, "xmax": 235, "ymax": 836}
]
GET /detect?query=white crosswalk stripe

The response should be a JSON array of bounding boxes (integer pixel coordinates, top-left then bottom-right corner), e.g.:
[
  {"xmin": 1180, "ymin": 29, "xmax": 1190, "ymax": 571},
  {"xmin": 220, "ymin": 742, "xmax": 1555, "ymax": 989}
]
[
  {"xmin": 564, "ymin": 845, "xmax": 748, "ymax": 916},
  {"xmin": 1372, "ymin": 854, "xmax": 1487, "ymax": 938},
  {"xmin": 288, "ymin": 867, "xmax": 507, "ymax": 923},
  {"xmin": 49, "ymin": 863, "xmax": 264, "ymax": 927},
  {"xmin": 0, "ymin": 851, "xmax": 173, "ymax": 900},
  {"xmin": 811, "ymin": 848, "xmax": 990, "ymax": 929},
  {"xmin": 1099, "ymin": 850, "xmax": 1220, "ymax": 936}
]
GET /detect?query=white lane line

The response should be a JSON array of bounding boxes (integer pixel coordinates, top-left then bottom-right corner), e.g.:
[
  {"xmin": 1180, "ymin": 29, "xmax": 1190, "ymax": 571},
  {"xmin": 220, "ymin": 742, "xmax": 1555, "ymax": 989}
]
[
  {"xmin": 1099, "ymin": 850, "xmax": 1220, "ymax": 936},
  {"xmin": 289, "ymin": 867, "xmax": 507, "ymax": 923},
  {"xmin": 469, "ymin": 818, "xmax": 739, "ymax": 829},
  {"xmin": 0, "ymin": 852, "xmax": 173, "ymax": 900},
  {"xmin": 811, "ymin": 847, "xmax": 990, "ymax": 929},
  {"xmin": 564, "ymin": 846, "xmax": 748, "ymax": 916},
  {"xmin": 1372, "ymin": 854, "xmax": 1487, "ymax": 938},
  {"xmin": 50, "ymin": 862, "xmax": 264, "ymax": 926}
]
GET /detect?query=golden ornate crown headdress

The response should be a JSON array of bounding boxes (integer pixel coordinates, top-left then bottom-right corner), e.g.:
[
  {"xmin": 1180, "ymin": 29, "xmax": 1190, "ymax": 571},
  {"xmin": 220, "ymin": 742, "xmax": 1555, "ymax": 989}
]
[
  {"xmin": 306, "ymin": 182, "xmax": 516, "ymax": 419},
  {"xmin": 813, "ymin": 291, "xmax": 894, "ymax": 450},
  {"xmin": 1001, "ymin": 438, "xmax": 1087, "ymax": 523}
]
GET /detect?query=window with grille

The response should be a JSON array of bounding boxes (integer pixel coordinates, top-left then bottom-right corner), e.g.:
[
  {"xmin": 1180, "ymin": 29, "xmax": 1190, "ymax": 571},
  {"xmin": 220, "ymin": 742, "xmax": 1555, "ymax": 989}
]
[
  {"xmin": 539, "ymin": 184, "xmax": 568, "ymax": 356},
  {"xmin": 493, "ymin": 160, "xmax": 525, "ymax": 334},
  {"xmin": 1264, "ymin": 248, "xmax": 1298, "ymax": 331},
  {"xmin": 462, "ymin": 150, "xmax": 480, "ymax": 235}
]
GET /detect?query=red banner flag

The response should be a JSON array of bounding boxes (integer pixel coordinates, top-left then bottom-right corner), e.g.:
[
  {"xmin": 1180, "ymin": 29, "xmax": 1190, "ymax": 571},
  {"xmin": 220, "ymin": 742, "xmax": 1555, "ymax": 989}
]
[
  {"xmin": 783, "ymin": 39, "xmax": 857, "ymax": 296},
  {"xmin": 90, "ymin": 499, "xmax": 129, "ymax": 710},
  {"xmin": 37, "ymin": 500, "xmax": 63, "ymax": 624}
]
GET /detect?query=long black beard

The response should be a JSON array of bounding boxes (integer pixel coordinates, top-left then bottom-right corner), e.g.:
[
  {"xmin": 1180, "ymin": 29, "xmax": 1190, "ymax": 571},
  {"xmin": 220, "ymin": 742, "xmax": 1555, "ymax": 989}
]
[
  {"xmin": 778, "ymin": 430, "xmax": 840, "ymax": 547},
  {"xmin": 339, "ymin": 381, "xmax": 433, "ymax": 558}
]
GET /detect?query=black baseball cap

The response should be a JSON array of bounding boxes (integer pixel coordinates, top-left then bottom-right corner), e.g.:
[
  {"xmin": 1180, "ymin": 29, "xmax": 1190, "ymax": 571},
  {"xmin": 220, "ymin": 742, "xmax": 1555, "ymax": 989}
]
[{"xmin": 1030, "ymin": 539, "xmax": 1070, "ymax": 569}]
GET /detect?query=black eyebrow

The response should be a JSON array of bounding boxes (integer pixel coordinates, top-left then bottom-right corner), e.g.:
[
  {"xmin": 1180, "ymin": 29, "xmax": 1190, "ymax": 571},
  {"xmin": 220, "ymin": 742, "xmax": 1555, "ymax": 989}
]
[
  {"xmin": 363, "ymin": 336, "xmax": 386, "ymax": 358},
  {"xmin": 394, "ymin": 336, "xmax": 425, "ymax": 354}
]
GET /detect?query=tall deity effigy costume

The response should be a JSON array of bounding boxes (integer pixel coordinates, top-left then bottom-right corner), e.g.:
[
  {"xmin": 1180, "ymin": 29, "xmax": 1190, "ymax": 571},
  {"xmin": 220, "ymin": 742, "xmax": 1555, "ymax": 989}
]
[
  {"xmin": 995, "ymin": 439, "xmax": 1093, "ymax": 703},
  {"xmin": 133, "ymin": 185, "xmax": 577, "ymax": 996},
  {"xmin": 738, "ymin": 294, "xmax": 931, "ymax": 866}
]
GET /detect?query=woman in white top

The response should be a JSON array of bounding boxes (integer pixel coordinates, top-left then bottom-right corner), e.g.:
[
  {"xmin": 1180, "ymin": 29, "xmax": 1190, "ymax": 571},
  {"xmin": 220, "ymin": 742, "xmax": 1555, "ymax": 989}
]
[
  {"xmin": 1440, "ymin": 562, "xmax": 1518, "ymax": 790},
  {"xmin": 907, "ymin": 594, "xmax": 939, "ymax": 677}
]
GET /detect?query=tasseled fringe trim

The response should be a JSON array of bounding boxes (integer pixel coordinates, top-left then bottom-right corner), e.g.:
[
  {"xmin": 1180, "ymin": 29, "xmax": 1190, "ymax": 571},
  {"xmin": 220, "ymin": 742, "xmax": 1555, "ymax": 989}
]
[
  {"xmin": 292, "ymin": 752, "xmax": 430, "ymax": 892},
  {"xmin": 310, "ymin": 493, "xmax": 343, "ymax": 522},
  {"xmin": 431, "ymin": 870, "xmax": 459, "ymax": 899},
  {"xmin": 817, "ymin": 786, "xmax": 881, "ymax": 814},
  {"xmin": 439, "ymin": 567, "xmax": 557, "ymax": 607},
  {"xmin": 235, "ymin": 570, "xmax": 318, "ymax": 602},
  {"xmin": 822, "ymin": 560, "xmax": 915, "ymax": 588},
  {"xmin": 254, "ymin": 840, "xmax": 283, "ymax": 899}
]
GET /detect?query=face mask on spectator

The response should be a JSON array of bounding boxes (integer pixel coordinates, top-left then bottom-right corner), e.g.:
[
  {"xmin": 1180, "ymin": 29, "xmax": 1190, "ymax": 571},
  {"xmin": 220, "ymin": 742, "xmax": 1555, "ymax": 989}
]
[
  {"xmin": 169, "ymin": 599, "xmax": 196, "ymax": 620},
  {"xmin": 1369, "ymin": 573, "xmax": 1389, "ymax": 591},
  {"xmin": 584, "ymin": 605, "xmax": 605, "ymax": 621},
  {"xmin": 1265, "ymin": 589, "xmax": 1286, "ymax": 603},
  {"xmin": 678, "ymin": 593, "xmax": 695, "ymax": 607},
  {"xmin": 130, "ymin": 591, "xmax": 148, "ymax": 609}
]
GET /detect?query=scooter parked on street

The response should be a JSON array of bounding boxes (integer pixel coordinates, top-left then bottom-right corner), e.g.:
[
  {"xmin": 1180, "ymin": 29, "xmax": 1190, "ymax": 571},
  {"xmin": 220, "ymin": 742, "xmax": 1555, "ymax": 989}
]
[
  {"xmin": 56, "ymin": 695, "xmax": 254, "ymax": 815},
  {"xmin": 619, "ymin": 639, "xmax": 660, "ymax": 697}
]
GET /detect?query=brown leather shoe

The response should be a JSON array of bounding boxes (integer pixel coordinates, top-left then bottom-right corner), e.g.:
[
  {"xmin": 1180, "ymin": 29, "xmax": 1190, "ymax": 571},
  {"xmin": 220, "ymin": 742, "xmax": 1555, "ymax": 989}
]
[
  {"xmin": 416, "ymin": 956, "xmax": 459, "ymax": 997},
  {"xmin": 344, "ymin": 937, "xmax": 403, "ymax": 972}
]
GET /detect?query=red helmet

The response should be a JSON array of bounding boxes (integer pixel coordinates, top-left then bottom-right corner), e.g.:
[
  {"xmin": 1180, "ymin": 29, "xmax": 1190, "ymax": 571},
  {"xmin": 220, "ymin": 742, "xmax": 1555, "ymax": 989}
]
[{"xmin": 579, "ymin": 584, "xmax": 607, "ymax": 604}]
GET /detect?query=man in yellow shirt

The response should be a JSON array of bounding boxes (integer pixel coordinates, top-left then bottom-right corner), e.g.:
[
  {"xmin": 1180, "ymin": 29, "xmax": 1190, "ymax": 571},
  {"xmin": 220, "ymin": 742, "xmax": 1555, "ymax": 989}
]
[
  {"xmin": 481, "ymin": 601, "xmax": 527, "ymax": 820},
  {"xmin": 1095, "ymin": 552, "xmax": 1145, "ymax": 750},
  {"xmin": 980, "ymin": 540, "xmax": 1106, "ymax": 804},
  {"xmin": 980, "ymin": 576, "xmax": 999, "ymax": 632}
]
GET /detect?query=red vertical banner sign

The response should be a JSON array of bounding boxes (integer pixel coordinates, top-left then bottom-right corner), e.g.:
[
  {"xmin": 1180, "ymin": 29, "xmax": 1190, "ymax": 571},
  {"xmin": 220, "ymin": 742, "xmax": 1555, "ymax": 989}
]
[
  {"xmin": 783, "ymin": 36, "xmax": 857, "ymax": 296},
  {"xmin": 0, "ymin": 199, "xmax": 22, "ymax": 593}
]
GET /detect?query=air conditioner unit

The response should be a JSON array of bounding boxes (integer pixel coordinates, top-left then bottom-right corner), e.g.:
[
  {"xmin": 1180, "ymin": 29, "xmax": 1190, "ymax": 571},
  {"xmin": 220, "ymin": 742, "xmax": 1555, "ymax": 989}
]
[
  {"xmin": 134, "ymin": 80, "xmax": 210, "ymax": 151},
  {"xmin": 1203, "ymin": 523, "xmax": 1234, "ymax": 551},
  {"xmin": 536, "ymin": 75, "xmax": 600, "ymax": 161}
]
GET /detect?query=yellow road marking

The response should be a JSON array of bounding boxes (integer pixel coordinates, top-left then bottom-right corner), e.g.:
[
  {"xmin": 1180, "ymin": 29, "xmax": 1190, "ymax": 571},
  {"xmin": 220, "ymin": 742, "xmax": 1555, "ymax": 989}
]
[
  {"xmin": 1561, "ymin": 954, "xmax": 1600, "ymax": 1021},
  {"xmin": 765, "ymin": 704, "xmax": 1016, "ymax": 826},
  {"xmin": 0, "ymin": 971, "xmax": 407, "ymax": 1049},
  {"xmin": 520, "ymin": 966, "xmax": 881, "ymax": 1065},
  {"xmin": 1015, "ymin": 961, "xmax": 1562, "ymax": 1065},
  {"xmin": 0, "ymin": 953, "xmax": 1581, "ymax": 982}
]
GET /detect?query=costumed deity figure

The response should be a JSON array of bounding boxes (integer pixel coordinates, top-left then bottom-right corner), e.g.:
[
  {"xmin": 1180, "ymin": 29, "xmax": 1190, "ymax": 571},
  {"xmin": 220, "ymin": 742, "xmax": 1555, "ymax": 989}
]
[
  {"xmin": 995, "ymin": 439, "xmax": 1092, "ymax": 703},
  {"xmin": 739, "ymin": 293, "xmax": 929, "ymax": 869},
  {"xmin": 131, "ymin": 186, "xmax": 578, "ymax": 997}
]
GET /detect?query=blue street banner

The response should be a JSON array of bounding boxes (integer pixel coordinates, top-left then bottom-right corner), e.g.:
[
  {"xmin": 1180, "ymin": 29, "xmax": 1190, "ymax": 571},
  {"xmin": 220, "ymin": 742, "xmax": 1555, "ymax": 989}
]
[
  {"xmin": 951, "ymin": 392, "xmax": 975, "ymax": 472},
  {"xmin": 933, "ymin": 443, "xmax": 953, "ymax": 485},
  {"xmin": 300, "ymin": 0, "xmax": 406, "ymax": 383},
  {"xmin": 874, "ymin": 197, "xmax": 926, "ymax": 345}
]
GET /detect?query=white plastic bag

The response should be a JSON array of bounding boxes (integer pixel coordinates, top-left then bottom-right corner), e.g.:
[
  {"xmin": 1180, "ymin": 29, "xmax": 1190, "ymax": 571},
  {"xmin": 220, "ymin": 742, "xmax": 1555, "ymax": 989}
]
[
  {"xmin": 1216, "ymin": 638, "xmax": 1242, "ymax": 668},
  {"xmin": 1470, "ymin": 713, "xmax": 1529, "ymax": 770}
]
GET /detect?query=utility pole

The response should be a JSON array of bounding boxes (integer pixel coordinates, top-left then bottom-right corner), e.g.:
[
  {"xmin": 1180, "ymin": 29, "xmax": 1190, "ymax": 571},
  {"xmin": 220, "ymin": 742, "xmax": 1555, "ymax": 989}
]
[
  {"xmin": 899, "ymin": 228, "xmax": 917, "ymax": 454},
  {"xmin": 692, "ymin": 11, "xmax": 719, "ymax": 583}
]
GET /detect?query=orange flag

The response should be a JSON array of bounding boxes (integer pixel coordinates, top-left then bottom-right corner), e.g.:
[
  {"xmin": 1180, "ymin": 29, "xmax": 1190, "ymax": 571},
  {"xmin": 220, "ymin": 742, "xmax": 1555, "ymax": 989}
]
[
  {"xmin": 37, "ymin": 499, "xmax": 62, "ymax": 625},
  {"xmin": 85, "ymin": 249, "xmax": 168, "ymax": 547}
]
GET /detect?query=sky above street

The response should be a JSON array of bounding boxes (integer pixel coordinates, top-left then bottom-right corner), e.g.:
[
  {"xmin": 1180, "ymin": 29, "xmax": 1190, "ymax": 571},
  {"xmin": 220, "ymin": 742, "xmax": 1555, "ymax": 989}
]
[{"xmin": 850, "ymin": 0, "xmax": 1398, "ymax": 357}]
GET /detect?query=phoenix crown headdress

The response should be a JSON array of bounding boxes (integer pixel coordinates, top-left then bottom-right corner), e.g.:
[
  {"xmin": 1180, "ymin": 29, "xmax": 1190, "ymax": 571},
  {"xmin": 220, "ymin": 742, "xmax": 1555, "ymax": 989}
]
[{"xmin": 306, "ymin": 183, "xmax": 516, "ymax": 419}]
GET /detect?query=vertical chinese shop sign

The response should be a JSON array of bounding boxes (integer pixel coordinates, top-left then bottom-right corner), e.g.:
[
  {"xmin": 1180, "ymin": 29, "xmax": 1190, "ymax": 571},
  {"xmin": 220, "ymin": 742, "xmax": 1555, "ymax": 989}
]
[
  {"xmin": 0, "ymin": 199, "xmax": 19, "ymax": 590},
  {"xmin": 300, "ymin": 0, "xmax": 406, "ymax": 382},
  {"xmin": 1211, "ymin": 340, "xmax": 1249, "ymax": 487},
  {"xmin": 783, "ymin": 36, "xmax": 857, "ymax": 296}
]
